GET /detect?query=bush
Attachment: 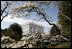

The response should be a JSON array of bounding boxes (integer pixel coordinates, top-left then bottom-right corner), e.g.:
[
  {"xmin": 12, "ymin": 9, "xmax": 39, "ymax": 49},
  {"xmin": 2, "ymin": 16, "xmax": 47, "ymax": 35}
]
[
  {"xmin": 9, "ymin": 23, "xmax": 23, "ymax": 37},
  {"xmin": 1, "ymin": 29, "xmax": 21, "ymax": 41},
  {"xmin": 1, "ymin": 23, "xmax": 23, "ymax": 41},
  {"xmin": 1, "ymin": 29, "xmax": 8, "ymax": 37},
  {"xmin": 50, "ymin": 25, "xmax": 61, "ymax": 36}
]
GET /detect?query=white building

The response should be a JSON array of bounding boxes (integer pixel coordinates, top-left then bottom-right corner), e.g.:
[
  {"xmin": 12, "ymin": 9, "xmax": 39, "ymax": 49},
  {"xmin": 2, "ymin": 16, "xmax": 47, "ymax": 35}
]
[{"xmin": 22, "ymin": 22, "xmax": 44, "ymax": 36}]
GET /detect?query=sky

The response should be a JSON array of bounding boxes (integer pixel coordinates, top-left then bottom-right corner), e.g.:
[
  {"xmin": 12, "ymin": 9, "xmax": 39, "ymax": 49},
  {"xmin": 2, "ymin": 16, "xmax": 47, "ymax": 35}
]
[{"xmin": 1, "ymin": 1, "xmax": 59, "ymax": 35}]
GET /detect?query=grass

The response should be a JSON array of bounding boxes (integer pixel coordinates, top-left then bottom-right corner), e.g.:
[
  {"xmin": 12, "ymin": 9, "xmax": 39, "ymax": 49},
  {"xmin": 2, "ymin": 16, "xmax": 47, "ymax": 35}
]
[
  {"xmin": 54, "ymin": 42, "xmax": 71, "ymax": 48},
  {"xmin": 45, "ymin": 42, "xmax": 71, "ymax": 48}
]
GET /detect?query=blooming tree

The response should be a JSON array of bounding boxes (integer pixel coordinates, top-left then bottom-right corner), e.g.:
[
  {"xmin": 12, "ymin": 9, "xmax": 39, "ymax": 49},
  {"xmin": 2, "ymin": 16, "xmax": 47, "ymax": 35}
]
[{"xmin": 1, "ymin": 1, "xmax": 61, "ymax": 31}]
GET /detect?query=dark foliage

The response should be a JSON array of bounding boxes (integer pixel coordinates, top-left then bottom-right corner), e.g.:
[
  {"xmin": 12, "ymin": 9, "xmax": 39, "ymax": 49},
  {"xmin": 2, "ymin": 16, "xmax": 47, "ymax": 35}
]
[
  {"xmin": 50, "ymin": 25, "xmax": 61, "ymax": 36},
  {"xmin": 1, "ymin": 23, "xmax": 23, "ymax": 41},
  {"xmin": 9, "ymin": 23, "xmax": 23, "ymax": 38},
  {"xmin": 58, "ymin": 1, "xmax": 71, "ymax": 39}
]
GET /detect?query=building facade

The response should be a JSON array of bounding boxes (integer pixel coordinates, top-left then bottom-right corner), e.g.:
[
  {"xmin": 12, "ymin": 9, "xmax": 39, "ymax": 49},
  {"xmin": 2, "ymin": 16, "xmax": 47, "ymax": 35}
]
[{"xmin": 22, "ymin": 22, "xmax": 44, "ymax": 36}]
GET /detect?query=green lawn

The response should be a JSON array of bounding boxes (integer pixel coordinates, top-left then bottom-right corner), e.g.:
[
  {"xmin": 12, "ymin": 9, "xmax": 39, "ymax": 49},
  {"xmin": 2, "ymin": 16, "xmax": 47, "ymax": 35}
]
[{"xmin": 45, "ymin": 42, "xmax": 71, "ymax": 48}]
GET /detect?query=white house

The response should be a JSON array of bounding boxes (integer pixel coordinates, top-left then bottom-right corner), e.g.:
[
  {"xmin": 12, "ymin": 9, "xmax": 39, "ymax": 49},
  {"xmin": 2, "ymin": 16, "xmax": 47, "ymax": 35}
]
[{"xmin": 22, "ymin": 22, "xmax": 44, "ymax": 36}]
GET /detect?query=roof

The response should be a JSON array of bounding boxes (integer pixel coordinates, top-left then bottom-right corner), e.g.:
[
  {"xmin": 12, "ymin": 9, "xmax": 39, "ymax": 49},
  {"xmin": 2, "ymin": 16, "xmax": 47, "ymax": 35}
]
[{"xmin": 22, "ymin": 21, "xmax": 44, "ymax": 27}]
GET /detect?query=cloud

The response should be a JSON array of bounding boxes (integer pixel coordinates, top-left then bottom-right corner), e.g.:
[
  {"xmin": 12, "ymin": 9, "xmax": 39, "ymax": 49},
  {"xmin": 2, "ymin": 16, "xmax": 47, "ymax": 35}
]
[
  {"xmin": 2, "ymin": 15, "xmax": 24, "ymax": 24},
  {"xmin": 2, "ymin": 15, "xmax": 52, "ymax": 27},
  {"xmin": 1, "ymin": 15, "xmax": 57, "ymax": 35},
  {"xmin": 1, "ymin": 21, "xmax": 13, "ymax": 29}
]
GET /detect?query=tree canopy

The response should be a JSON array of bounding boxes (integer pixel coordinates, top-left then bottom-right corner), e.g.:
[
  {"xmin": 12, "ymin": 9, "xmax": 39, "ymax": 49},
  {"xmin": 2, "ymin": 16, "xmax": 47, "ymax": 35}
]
[
  {"xmin": 58, "ymin": 1, "xmax": 71, "ymax": 39},
  {"xmin": 1, "ymin": 1, "xmax": 58, "ymax": 26}
]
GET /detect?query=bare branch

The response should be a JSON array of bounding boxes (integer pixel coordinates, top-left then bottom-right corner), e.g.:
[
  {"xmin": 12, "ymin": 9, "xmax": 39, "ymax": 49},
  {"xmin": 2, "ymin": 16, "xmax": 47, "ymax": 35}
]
[
  {"xmin": 1, "ymin": 11, "xmax": 9, "ymax": 22},
  {"xmin": 1, "ymin": 10, "xmax": 2, "ymax": 14},
  {"xmin": 1, "ymin": 1, "xmax": 8, "ymax": 16},
  {"xmin": 32, "ymin": 7, "xmax": 55, "ymax": 25},
  {"xmin": 38, "ymin": 11, "xmax": 56, "ymax": 26}
]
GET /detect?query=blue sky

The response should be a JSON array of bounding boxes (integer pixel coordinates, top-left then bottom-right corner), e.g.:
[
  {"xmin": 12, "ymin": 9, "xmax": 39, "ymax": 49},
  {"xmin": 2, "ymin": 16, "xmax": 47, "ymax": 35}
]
[
  {"xmin": 1, "ymin": 1, "xmax": 59, "ymax": 34},
  {"xmin": 46, "ymin": 3, "xmax": 58, "ymax": 21}
]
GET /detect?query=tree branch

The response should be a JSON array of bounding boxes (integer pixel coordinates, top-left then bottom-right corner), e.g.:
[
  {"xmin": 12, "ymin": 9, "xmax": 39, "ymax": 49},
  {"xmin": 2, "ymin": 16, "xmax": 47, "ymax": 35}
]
[
  {"xmin": 34, "ymin": 9, "xmax": 56, "ymax": 26},
  {"xmin": 1, "ymin": 1, "xmax": 8, "ymax": 16},
  {"xmin": 24, "ymin": 6, "xmax": 57, "ymax": 27},
  {"xmin": 11, "ymin": 2, "xmax": 57, "ymax": 27},
  {"xmin": 58, "ymin": 11, "xmax": 71, "ymax": 21},
  {"xmin": 1, "ymin": 11, "xmax": 9, "ymax": 22}
]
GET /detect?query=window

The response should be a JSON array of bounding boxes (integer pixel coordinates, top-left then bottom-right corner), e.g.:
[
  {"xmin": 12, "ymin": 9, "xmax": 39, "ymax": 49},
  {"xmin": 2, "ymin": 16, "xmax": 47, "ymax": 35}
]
[{"xmin": 30, "ymin": 27, "xmax": 32, "ymax": 29}]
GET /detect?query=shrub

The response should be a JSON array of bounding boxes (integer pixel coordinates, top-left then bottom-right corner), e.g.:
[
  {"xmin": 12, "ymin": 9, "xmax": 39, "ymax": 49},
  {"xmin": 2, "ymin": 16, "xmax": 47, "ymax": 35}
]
[
  {"xmin": 50, "ymin": 25, "xmax": 61, "ymax": 36},
  {"xmin": 9, "ymin": 23, "xmax": 23, "ymax": 37},
  {"xmin": 1, "ymin": 29, "xmax": 21, "ymax": 41},
  {"xmin": 1, "ymin": 23, "xmax": 23, "ymax": 41}
]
